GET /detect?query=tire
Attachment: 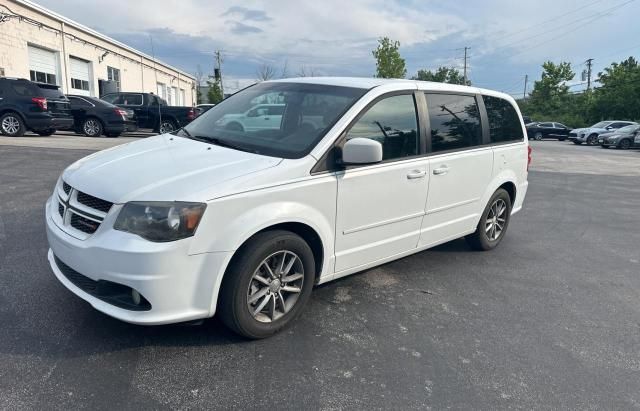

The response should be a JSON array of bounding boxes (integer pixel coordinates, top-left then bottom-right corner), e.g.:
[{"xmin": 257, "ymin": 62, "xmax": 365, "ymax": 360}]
[
  {"xmin": 218, "ymin": 230, "xmax": 315, "ymax": 339},
  {"xmin": 82, "ymin": 118, "xmax": 103, "ymax": 137},
  {"xmin": 618, "ymin": 139, "xmax": 631, "ymax": 150},
  {"xmin": 36, "ymin": 128, "xmax": 56, "ymax": 136},
  {"xmin": 465, "ymin": 188, "xmax": 512, "ymax": 251},
  {"xmin": 558, "ymin": 137, "xmax": 566, "ymax": 141},
  {"xmin": 225, "ymin": 122, "xmax": 244, "ymax": 132},
  {"xmin": 601, "ymin": 145, "xmax": 608, "ymax": 149},
  {"xmin": 105, "ymin": 132, "xmax": 121, "ymax": 138},
  {"xmin": 158, "ymin": 119, "xmax": 176, "ymax": 134},
  {"xmin": 0, "ymin": 112, "xmax": 26, "ymax": 137},
  {"xmin": 573, "ymin": 141, "xmax": 582, "ymax": 145},
  {"xmin": 534, "ymin": 132, "xmax": 543, "ymax": 141},
  {"xmin": 586, "ymin": 134, "xmax": 598, "ymax": 146}
]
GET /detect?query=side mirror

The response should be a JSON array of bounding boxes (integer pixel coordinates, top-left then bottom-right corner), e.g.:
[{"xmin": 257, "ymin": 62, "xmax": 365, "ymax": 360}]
[{"xmin": 342, "ymin": 138, "xmax": 383, "ymax": 165}]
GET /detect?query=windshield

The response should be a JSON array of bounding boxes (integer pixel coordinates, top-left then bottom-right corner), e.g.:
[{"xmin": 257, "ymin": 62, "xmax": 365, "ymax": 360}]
[
  {"xmin": 617, "ymin": 125, "xmax": 639, "ymax": 133},
  {"xmin": 591, "ymin": 121, "xmax": 611, "ymax": 128},
  {"xmin": 180, "ymin": 82, "xmax": 367, "ymax": 158}
]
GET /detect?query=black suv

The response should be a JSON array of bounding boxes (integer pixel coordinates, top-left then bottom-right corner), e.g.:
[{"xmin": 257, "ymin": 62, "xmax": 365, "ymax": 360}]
[{"xmin": 0, "ymin": 78, "xmax": 73, "ymax": 137}]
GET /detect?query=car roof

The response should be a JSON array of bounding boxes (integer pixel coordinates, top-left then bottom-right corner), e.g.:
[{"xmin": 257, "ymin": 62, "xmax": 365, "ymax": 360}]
[{"xmin": 267, "ymin": 76, "xmax": 514, "ymax": 101}]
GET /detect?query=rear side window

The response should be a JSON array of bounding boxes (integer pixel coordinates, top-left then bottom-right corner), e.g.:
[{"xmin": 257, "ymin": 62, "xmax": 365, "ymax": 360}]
[
  {"xmin": 426, "ymin": 93, "xmax": 482, "ymax": 152},
  {"xmin": 483, "ymin": 95, "xmax": 525, "ymax": 143},
  {"xmin": 69, "ymin": 97, "xmax": 92, "ymax": 107},
  {"xmin": 122, "ymin": 94, "xmax": 143, "ymax": 105},
  {"xmin": 12, "ymin": 83, "xmax": 38, "ymax": 96},
  {"xmin": 101, "ymin": 94, "xmax": 122, "ymax": 104}
]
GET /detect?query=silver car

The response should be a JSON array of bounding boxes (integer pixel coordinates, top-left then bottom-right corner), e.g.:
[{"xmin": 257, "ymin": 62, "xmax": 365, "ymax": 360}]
[{"xmin": 568, "ymin": 121, "xmax": 637, "ymax": 145}]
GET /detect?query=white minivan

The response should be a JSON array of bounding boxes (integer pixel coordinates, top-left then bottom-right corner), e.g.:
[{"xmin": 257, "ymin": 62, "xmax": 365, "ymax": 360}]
[{"xmin": 46, "ymin": 78, "xmax": 530, "ymax": 338}]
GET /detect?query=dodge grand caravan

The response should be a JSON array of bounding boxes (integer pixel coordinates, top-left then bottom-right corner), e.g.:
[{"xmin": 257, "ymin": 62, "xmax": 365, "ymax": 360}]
[{"xmin": 46, "ymin": 78, "xmax": 530, "ymax": 339}]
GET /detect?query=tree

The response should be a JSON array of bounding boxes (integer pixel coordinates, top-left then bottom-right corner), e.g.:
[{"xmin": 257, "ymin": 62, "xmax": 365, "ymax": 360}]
[
  {"xmin": 280, "ymin": 59, "xmax": 290, "ymax": 78},
  {"xmin": 297, "ymin": 65, "xmax": 319, "ymax": 77},
  {"xmin": 194, "ymin": 65, "xmax": 206, "ymax": 104},
  {"xmin": 372, "ymin": 37, "xmax": 406, "ymax": 79},
  {"xmin": 256, "ymin": 63, "xmax": 276, "ymax": 81},
  {"xmin": 413, "ymin": 66, "xmax": 471, "ymax": 85},
  {"xmin": 590, "ymin": 57, "xmax": 640, "ymax": 121},
  {"xmin": 206, "ymin": 77, "xmax": 223, "ymax": 104},
  {"xmin": 528, "ymin": 61, "xmax": 574, "ymax": 112}
]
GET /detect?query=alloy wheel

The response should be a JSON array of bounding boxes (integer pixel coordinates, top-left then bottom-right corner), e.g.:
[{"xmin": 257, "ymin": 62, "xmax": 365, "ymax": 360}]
[
  {"xmin": 619, "ymin": 139, "xmax": 631, "ymax": 150},
  {"xmin": 247, "ymin": 250, "xmax": 305, "ymax": 323},
  {"xmin": 1, "ymin": 116, "xmax": 20, "ymax": 135},
  {"xmin": 485, "ymin": 199, "xmax": 507, "ymax": 241},
  {"xmin": 534, "ymin": 132, "xmax": 543, "ymax": 141},
  {"xmin": 84, "ymin": 119, "xmax": 100, "ymax": 136},
  {"xmin": 160, "ymin": 121, "xmax": 175, "ymax": 134}
]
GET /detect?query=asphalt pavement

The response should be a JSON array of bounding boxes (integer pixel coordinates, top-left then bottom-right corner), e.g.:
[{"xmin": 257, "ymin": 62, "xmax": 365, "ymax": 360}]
[{"xmin": 0, "ymin": 140, "xmax": 639, "ymax": 410}]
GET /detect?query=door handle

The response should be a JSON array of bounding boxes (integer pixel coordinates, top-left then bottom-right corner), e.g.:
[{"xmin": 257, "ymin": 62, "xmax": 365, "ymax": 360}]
[
  {"xmin": 407, "ymin": 170, "xmax": 427, "ymax": 179},
  {"xmin": 433, "ymin": 166, "xmax": 449, "ymax": 175}
]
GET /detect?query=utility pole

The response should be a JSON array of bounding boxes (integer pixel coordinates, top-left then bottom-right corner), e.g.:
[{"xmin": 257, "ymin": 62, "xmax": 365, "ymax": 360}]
[
  {"xmin": 214, "ymin": 50, "xmax": 224, "ymax": 97},
  {"xmin": 585, "ymin": 58, "xmax": 593, "ymax": 90},
  {"xmin": 463, "ymin": 46, "xmax": 470, "ymax": 85},
  {"xmin": 523, "ymin": 74, "xmax": 528, "ymax": 100}
]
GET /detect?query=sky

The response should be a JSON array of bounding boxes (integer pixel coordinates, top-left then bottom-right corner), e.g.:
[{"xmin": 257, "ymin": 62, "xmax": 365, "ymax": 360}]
[{"xmin": 34, "ymin": 0, "xmax": 640, "ymax": 96}]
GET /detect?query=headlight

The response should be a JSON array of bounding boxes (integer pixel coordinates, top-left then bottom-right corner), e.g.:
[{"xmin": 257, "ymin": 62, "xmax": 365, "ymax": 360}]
[{"xmin": 114, "ymin": 202, "xmax": 206, "ymax": 242}]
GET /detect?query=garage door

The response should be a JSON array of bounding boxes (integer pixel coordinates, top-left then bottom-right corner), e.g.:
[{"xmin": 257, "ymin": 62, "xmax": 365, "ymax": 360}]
[
  {"xmin": 69, "ymin": 57, "xmax": 91, "ymax": 96},
  {"xmin": 28, "ymin": 45, "xmax": 58, "ymax": 85}
]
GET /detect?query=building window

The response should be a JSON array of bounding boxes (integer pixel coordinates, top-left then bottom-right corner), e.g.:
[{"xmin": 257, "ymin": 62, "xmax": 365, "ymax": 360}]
[
  {"xmin": 30, "ymin": 70, "xmax": 57, "ymax": 85},
  {"xmin": 157, "ymin": 82, "xmax": 166, "ymax": 100},
  {"xmin": 180, "ymin": 89, "xmax": 185, "ymax": 106},
  {"xmin": 107, "ymin": 66, "xmax": 121, "ymax": 91},
  {"xmin": 71, "ymin": 78, "xmax": 90, "ymax": 91}
]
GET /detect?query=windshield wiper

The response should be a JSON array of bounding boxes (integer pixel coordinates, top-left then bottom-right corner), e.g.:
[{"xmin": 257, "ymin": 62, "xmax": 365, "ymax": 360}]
[{"xmin": 192, "ymin": 135, "xmax": 259, "ymax": 154}]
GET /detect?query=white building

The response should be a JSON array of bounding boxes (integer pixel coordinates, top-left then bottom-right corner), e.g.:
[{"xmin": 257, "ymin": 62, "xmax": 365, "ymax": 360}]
[{"xmin": 0, "ymin": 0, "xmax": 196, "ymax": 106}]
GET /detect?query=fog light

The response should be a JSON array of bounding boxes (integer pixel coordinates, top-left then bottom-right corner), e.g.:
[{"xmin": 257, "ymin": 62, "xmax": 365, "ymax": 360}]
[{"xmin": 131, "ymin": 289, "xmax": 141, "ymax": 305}]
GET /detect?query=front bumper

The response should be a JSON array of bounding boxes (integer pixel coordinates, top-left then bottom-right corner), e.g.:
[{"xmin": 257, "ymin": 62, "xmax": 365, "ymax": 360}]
[{"xmin": 45, "ymin": 196, "xmax": 231, "ymax": 325}]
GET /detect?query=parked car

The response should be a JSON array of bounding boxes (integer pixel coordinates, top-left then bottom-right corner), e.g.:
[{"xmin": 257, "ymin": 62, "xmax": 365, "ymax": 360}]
[
  {"xmin": 217, "ymin": 103, "xmax": 287, "ymax": 131},
  {"xmin": 46, "ymin": 78, "xmax": 529, "ymax": 339},
  {"xmin": 101, "ymin": 92, "xmax": 196, "ymax": 134},
  {"xmin": 0, "ymin": 77, "xmax": 73, "ymax": 137},
  {"xmin": 598, "ymin": 124, "xmax": 640, "ymax": 149},
  {"xmin": 196, "ymin": 104, "xmax": 216, "ymax": 116},
  {"xmin": 522, "ymin": 115, "xmax": 532, "ymax": 124},
  {"xmin": 66, "ymin": 95, "xmax": 137, "ymax": 138},
  {"xmin": 568, "ymin": 121, "xmax": 637, "ymax": 145},
  {"xmin": 526, "ymin": 122, "xmax": 570, "ymax": 141}
]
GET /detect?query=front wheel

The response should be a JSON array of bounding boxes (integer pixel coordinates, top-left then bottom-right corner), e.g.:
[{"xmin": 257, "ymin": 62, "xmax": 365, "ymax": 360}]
[
  {"xmin": 586, "ymin": 134, "xmax": 598, "ymax": 146},
  {"xmin": 466, "ymin": 189, "xmax": 512, "ymax": 251},
  {"xmin": 158, "ymin": 119, "xmax": 176, "ymax": 134},
  {"xmin": 218, "ymin": 230, "xmax": 315, "ymax": 339}
]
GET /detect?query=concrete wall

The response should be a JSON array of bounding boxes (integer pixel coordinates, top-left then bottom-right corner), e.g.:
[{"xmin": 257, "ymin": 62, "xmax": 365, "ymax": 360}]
[{"xmin": 0, "ymin": 0, "xmax": 196, "ymax": 105}]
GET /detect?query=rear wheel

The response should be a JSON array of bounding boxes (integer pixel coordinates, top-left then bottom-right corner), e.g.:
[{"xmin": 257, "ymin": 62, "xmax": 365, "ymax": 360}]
[
  {"xmin": 466, "ymin": 189, "xmax": 512, "ymax": 251},
  {"xmin": 158, "ymin": 119, "xmax": 176, "ymax": 134},
  {"xmin": 218, "ymin": 230, "xmax": 315, "ymax": 339},
  {"xmin": 618, "ymin": 139, "xmax": 631, "ymax": 150},
  {"xmin": 534, "ymin": 132, "xmax": 543, "ymax": 141},
  {"xmin": 0, "ymin": 112, "xmax": 26, "ymax": 137},
  {"xmin": 105, "ymin": 132, "xmax": 121, "ymax": 138},
  {"xmin": 82, "ymin": 118, "xmax": 103, "ymax": 137},
  {"xmin": 36, "ymin": 128, "xmax": 55, "ymax": 136},
  {"xmin": 558, "ymin": 137, "xmax": 566, "ymax": 141}
]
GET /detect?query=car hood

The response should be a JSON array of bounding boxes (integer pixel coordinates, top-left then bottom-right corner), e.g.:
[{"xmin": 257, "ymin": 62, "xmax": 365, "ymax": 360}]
[{"xmin": 62, "ymin": 134, "xmax": 282, "ymax": 203}]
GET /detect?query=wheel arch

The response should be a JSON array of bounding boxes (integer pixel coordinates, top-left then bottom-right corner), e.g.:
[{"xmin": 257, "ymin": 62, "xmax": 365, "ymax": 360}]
[{"xmin": 0, "ymin": 108, "xmax": 26, "ymax": 122}]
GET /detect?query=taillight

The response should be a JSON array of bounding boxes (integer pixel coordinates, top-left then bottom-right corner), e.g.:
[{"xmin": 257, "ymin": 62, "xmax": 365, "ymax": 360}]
[
  {"xmin": 32, "ymin": 97, "xmax": 47, "ymax": 111},
  {"xmin": 527, "ymin": 145, "xmax": 532, "ymax": 171},
  {"xmin": 187, "ymin": 108, "xmax": 195, "ymax": 121}
]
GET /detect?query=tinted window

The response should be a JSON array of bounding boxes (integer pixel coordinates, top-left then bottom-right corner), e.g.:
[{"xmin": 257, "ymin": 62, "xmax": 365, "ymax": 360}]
[
  {"xmin": 121, "ymin": 94, "xmax": 142, "ymax": 105},
  {"xmin": 346, "ymin": 94, "xmax": 419, "ymax": 161},
  {"xmin": 12, "ymin": 83, "xmax": 37, "ymax": 96},
  {"xmin": 426, "ymin": 93, "xmax": 482, "ymax": 152},
  {"xmin": 69, "ymin": 97, "xmax": 92, "ymax": 107},
  {"xmin": 483, "ymin": 95, "xmax": 525, "ymax": 143},
  {"xmin": 538, "ymin": 122, "xmax": 553, "ymax": 128},
  {"xmin": 101, "ymin": 94, "xmax": 122, "ymax": 104},
  {"xmin": 554, "ymin": 123, "xmax": 567, "ymax": 129}
]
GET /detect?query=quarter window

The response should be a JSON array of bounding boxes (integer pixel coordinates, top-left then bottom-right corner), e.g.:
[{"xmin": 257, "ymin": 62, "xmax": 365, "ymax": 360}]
[
  {"xmin": 346, "ymin": 94, "xmax": 419, "ymax": 161},
  {"xmin": 426, "ymin": 93, "xmax": 482, "ymax": 152},
  {"xmin": 483, "ymin": 95, "xmax": 525, "ymax": 143}
]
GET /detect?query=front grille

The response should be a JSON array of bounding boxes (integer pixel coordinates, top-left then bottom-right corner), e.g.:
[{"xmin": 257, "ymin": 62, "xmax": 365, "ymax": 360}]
[
  {"xmin": 568, "ymin": 132, "xmax": 577, "ymax": 137},
  {"xmin": 77, "ymin": 191, "xmax": 113, "ymax": 213},
  {"xmin": 62, "ymin": 181, "xmax": 72, "ymax": 194},
  {"xmin": 53, "ymin": 255, "xmax": 151, "ymax": 311},
  {"xmin": 58, "ymin": 203, "xmax": 64, "ymax": 217},
  {"xmin": 70, "ymin": 213, "xmax": 100, "ymax": 234}
]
